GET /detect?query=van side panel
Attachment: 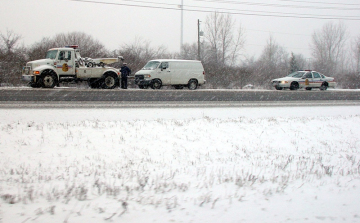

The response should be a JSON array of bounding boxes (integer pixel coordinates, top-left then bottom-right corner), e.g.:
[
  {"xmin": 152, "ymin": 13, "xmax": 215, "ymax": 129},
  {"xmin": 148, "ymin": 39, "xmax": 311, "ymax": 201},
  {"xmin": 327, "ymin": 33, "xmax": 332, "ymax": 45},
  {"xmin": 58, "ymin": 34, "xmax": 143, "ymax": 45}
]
[{"xmin": 170, "ymin": 61, "xmax": 204, "ymax": 85}]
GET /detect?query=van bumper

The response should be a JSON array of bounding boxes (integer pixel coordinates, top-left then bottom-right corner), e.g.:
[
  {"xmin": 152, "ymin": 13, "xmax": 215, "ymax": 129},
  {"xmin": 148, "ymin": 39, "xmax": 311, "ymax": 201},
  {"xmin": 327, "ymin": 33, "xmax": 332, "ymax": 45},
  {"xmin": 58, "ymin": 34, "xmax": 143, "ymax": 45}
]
[{"xmin": 135, "ymin": 79, "xmax": 152, "ymax": 86}]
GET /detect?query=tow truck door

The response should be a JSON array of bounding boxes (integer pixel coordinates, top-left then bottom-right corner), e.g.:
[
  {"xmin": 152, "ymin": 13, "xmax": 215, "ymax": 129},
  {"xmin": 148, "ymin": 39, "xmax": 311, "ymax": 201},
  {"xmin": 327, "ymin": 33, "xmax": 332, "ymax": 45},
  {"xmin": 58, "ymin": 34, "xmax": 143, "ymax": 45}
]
[{"xmin": 56, "ymin": 50, "xmax": 75, "ymax": 76}]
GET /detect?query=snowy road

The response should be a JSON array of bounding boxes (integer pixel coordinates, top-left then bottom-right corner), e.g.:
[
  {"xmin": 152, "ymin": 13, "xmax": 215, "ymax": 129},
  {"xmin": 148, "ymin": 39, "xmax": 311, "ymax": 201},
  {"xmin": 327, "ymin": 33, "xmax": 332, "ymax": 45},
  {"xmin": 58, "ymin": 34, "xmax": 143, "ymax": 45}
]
[{"xmin": 0, "ymin": 88, "xmax": 360, "ymax": 103}]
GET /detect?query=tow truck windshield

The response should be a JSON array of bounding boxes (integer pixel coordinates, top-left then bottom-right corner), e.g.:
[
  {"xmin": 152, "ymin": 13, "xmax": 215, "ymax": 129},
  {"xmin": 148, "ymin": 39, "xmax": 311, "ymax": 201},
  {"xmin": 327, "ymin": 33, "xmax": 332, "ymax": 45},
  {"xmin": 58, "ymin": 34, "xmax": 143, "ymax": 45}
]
[
  {"xmin": 46, "ymin": 50, "xmax": 58, "ymax": 60},
  {"xmin": 142, "ymin": 61, "xmax": 160, "ymax": 70}
]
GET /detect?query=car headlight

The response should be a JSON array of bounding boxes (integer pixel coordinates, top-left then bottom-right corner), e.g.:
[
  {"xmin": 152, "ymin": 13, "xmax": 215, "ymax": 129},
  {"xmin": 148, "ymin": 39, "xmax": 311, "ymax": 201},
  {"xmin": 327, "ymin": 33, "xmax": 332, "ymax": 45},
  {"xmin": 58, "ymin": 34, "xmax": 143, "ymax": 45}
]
[
  {"xmin": 144, "ymin": 74, "xmax": 151, "ymax": 78},
  {"xmin": 280, "ymin": 81, "xmax": 288, "ymax": 84}
]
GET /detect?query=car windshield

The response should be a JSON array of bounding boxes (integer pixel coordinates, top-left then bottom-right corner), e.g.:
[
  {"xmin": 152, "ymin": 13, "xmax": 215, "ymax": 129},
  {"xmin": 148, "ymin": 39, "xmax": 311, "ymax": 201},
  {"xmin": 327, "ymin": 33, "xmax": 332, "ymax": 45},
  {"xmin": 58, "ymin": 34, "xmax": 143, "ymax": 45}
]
[
  {"xmin": 46, "ymin": 50, "xmax": 58, "ymax": 60},
  {"xmin": 287, "ymin": 71, "xmax": 304, "ymax": 78},
  {"xmin": 142, "ymin": 61, "xmax": 160, "ymax": 70}
]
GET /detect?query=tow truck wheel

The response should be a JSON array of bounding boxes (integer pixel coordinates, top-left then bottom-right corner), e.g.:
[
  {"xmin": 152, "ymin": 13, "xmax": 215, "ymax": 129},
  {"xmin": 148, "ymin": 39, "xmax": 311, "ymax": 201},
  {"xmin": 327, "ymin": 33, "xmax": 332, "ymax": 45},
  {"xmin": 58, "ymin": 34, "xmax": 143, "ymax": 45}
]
[
  {"xmin": 102, "ymin": 73, "xmax": 119, "ymax": 89},
  {"xmin": 41, "ymin": 71, "xmax": 57, "ymax": 88},
  {"xmin": 30, "ymin": 78, "xmax": 42, "ymax": 88}
]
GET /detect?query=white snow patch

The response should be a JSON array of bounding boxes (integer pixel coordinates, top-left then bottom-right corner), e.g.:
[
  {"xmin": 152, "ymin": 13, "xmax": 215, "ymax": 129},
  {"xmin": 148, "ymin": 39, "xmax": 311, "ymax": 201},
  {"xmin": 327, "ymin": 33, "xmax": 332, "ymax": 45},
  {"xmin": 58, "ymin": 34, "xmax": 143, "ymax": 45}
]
[{"xmin": 1, "ymin": 106, "xmax": 360, "ymax": 223}]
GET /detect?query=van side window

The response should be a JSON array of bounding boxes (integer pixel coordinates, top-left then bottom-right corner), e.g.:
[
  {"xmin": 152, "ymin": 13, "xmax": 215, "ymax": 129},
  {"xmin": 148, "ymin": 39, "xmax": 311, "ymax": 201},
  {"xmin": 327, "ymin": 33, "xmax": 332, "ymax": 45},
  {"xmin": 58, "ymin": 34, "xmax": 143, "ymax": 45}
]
[{"xmin": 160, "ymin": 62, "xmax": 169, "ymax": 69}]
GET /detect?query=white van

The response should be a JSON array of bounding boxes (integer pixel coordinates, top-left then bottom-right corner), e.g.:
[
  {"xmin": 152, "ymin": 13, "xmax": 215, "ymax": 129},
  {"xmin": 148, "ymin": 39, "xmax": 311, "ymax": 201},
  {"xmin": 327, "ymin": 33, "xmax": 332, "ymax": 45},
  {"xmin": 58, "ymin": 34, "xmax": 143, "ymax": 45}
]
[{"xmin": 134, "ymin": 59, "xmax": 206, "ymax": 90}]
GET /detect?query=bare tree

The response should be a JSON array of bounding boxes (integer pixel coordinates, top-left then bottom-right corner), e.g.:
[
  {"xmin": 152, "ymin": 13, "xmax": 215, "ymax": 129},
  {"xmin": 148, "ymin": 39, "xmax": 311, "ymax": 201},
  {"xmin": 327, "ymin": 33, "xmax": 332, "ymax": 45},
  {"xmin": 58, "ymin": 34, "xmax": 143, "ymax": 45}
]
[
  {"xmin": 0, "ymin": 30, "xmax": 26, "ymax": 86},
  {"xmin": 253, "ymin": 35, "xmax": 289, "ymax": 87},
  {"xmin": 53, "ymin": 32, "xmax": 108, "ymax": 58},
  {"xmin": 0, "ymin": 30, "xmax": 22, "ymax": 54},
  {"xmin": 311, "ymin": 21, "xmax": 348, "ymax": 76},
  {"xmin": 179, "ymin": 43, "xmax": 198, "ymax": 60},
  {"xmin": 353, "ymin": 35, "xmax": 360, "ymax": 74},
  {"xmin": 27, "ymin": 32, "xmax": 109, "ymax": 61},
  {"xmin": 204, "ymin": 12, "xmax": 245, "ymax": 66},
  {"xmin": 118, "ymin": 37, "xmax": 168, "ymax": 73},
  {"xmin": 27, "ymin": 37, "xmax": 56, "ymax": 61}
]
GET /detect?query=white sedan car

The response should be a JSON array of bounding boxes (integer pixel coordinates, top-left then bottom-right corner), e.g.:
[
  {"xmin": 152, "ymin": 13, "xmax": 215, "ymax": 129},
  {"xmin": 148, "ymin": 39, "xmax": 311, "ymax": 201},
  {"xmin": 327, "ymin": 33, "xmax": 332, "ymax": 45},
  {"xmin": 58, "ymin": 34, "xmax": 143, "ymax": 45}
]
[{"xmin": 271, "ymin": 70, "xmax": 336, "ymax": 90}]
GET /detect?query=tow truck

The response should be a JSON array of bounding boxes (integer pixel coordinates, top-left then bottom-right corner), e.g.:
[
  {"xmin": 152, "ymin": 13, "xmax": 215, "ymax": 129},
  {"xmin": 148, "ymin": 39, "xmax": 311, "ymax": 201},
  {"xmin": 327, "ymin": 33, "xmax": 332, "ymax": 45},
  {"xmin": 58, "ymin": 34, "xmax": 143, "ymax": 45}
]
[{"xmin": 21, "ymin": 45, "xmax": 124, "ymax": 89}]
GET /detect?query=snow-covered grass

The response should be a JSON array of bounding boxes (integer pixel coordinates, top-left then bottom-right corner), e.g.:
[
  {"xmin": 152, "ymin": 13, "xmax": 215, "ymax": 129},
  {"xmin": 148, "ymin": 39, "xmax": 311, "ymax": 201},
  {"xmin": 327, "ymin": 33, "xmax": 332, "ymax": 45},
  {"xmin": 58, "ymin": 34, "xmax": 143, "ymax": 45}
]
[{"xmin": 1, "ymin": 106, "xmax": 360, "ymax": 223}]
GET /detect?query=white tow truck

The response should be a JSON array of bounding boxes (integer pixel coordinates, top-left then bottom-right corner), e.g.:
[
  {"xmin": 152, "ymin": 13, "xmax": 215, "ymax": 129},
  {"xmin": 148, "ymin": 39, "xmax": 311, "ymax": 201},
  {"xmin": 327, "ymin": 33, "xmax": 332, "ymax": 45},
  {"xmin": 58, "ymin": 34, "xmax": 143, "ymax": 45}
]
[{"xmin": 21, "ymin": 45, "xmax": 124, "ymax": 89}]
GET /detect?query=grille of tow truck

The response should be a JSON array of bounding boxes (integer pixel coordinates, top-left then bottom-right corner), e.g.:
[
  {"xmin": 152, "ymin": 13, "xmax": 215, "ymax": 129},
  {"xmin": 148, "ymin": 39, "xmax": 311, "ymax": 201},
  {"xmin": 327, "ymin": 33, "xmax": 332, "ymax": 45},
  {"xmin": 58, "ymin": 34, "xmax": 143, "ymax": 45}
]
[{"xmin": 23, "ymin": 66, "xmax": 31, "ymax": 75}]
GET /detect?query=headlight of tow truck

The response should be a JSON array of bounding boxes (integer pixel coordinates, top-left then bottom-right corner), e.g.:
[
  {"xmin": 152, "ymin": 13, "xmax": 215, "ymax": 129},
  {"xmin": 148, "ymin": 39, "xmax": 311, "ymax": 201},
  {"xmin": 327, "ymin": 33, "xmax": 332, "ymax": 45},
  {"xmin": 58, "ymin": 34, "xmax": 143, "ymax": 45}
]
[{"xmin": 33, "ymin": 71, "xmax": 40, "ymax": 75}]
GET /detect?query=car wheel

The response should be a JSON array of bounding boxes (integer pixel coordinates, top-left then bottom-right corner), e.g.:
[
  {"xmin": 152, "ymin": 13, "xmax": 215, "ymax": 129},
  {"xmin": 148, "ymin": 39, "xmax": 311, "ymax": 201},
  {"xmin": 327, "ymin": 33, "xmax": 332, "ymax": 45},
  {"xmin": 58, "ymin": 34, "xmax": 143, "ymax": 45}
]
[
  {"xmin": 188, "ymin": 79, "xmax": 198, "ymax": 90},
  {"xmin": 275, "ymin": 86, "xmax": 283, "ymax": 90},
  {"xmin": 305, "ymin": 87, "xmax": 312, "ymax": 90},
  {"xmin": 290, "ymin": 82, "xmax": 299, "ymax": 90},
  {"xmin": 151, "ymin": 79, "xmax": 162, "ymax": 89},
  {"xmin": 320, "ymin": 83, "xmax": 328, "ymax": 91}
]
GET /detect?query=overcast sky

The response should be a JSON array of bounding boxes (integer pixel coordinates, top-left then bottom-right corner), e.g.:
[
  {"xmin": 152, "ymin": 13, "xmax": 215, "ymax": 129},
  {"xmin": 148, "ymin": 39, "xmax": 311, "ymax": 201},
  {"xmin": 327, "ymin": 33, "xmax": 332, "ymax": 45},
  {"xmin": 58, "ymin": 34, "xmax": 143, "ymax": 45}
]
[{"xmin": 1, "ymin": 0, "xmax": 360, "ymax": 59}]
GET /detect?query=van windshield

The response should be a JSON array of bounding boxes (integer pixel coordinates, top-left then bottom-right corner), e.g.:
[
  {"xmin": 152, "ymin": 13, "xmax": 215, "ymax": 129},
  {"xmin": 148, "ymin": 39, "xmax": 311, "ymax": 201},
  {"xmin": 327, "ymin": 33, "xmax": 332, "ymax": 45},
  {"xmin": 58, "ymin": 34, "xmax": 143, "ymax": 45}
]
[
  {"xmin": 142, "ymin": 61, "xmax": 160, "ymax": 70},
  {"xmin": 46, "ymin": 50, "xmax": 58, "ymax": 60}
]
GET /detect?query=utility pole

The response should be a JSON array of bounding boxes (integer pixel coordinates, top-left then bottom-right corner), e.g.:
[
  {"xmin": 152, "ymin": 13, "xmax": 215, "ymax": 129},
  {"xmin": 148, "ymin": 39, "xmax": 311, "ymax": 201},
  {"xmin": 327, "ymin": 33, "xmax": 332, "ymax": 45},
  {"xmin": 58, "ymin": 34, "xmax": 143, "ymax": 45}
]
[
  {"xmin": 197, "ymin": 19, "xmax": 201, "ymax": 61},
  {"xmin": 180, "ymin": 0, "xmax": 184, "ymax": 53}
]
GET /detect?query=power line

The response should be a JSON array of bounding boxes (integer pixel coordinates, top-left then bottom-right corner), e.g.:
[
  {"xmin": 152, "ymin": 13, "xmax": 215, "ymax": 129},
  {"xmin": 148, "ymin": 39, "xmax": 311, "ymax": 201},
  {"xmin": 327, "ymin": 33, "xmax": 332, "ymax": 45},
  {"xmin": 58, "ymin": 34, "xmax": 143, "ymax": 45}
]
[
  {"xmin": 191, "ymin": 0, "xmax": 360, "ymax": 11},
  {"xmin": 275, "ymin": 0, "xmax": 360, "ymax": 7},
  {"xmin": 120, "ymin": 0, "xmax": 360, "ymax": 19},
  {"xmin": 69, "ymin": 0, "xmax": 360, "ymax": 20}
]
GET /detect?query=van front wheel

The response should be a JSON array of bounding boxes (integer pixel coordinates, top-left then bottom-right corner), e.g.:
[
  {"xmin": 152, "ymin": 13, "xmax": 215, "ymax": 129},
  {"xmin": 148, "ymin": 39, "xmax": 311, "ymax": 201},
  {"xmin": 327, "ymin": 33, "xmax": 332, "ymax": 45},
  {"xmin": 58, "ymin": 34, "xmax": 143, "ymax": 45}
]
[
  {"xmin": 151, "ymin": 79, "xmax": 162, "ymax": 89},
  {"xmin": 188, "ymin": 79, "xmax": 198, "ymax": 90}
]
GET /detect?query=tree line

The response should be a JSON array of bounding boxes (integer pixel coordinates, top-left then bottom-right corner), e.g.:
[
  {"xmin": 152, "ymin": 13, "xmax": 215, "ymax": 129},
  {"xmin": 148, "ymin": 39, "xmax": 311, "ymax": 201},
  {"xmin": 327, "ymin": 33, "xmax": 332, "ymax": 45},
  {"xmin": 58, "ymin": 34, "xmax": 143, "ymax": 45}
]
[{"xmin": 1, "ymin": 12, "xmax": 360, "ymax": 88}]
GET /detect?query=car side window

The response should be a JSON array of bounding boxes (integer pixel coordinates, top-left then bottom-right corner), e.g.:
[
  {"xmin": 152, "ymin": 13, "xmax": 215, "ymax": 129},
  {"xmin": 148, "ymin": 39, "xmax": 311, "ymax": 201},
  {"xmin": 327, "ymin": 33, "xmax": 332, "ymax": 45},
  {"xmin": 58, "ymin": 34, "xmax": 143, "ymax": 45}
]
[
  {"xmin": 304, "ymin": 72, "xmax": 313, "ymax": 78},
  {"xmin": 313, "ymin": 72, "xmax": 320, "ymax": 78}
]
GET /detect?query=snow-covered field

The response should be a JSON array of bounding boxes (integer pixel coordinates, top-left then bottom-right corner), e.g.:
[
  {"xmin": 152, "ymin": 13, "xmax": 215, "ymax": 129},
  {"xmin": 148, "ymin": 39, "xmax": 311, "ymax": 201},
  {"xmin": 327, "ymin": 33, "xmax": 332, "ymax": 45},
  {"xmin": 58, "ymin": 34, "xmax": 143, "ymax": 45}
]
[{"xmin": 1, "ymin": 106, "xmax": 360, "ymax": 223}]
